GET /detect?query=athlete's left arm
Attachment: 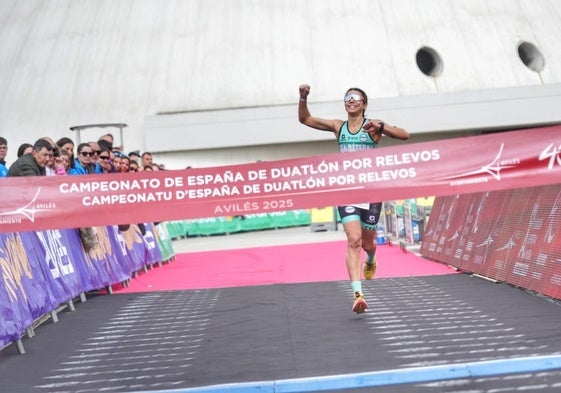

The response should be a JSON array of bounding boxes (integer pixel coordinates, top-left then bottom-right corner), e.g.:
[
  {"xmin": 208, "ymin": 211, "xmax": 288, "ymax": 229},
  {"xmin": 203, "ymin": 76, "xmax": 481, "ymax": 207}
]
[{"xmin": 363, "ymin": 120, "xmax": 410, "ymax": 141}]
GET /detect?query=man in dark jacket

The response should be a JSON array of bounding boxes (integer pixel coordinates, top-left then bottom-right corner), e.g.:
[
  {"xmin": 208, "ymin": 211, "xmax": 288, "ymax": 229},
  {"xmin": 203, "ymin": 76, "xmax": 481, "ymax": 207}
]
[{"xmin": 8, "ymin": 138, "xmax": 53, "ymax": 177}]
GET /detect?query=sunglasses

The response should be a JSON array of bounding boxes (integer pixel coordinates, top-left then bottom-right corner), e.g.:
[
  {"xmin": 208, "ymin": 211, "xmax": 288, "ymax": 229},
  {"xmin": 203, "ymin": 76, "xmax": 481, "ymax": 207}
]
[
  {"xmin": 80, "ymin": 151, "xmax": 95, "ymax": 157},
  {"xmin": 344, "ymin": 93, "xmax": 362, "ymax": 102},
  {"xmin": 99, "ymin": 155, "xmax": 110, "ymax": 160}
]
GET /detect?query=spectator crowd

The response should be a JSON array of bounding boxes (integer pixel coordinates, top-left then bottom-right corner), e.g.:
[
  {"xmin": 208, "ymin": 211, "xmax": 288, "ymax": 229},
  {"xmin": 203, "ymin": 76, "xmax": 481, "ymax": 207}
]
[{"xmin": 0, "ymin": 135, "xmax": 166, "ymax": 178}]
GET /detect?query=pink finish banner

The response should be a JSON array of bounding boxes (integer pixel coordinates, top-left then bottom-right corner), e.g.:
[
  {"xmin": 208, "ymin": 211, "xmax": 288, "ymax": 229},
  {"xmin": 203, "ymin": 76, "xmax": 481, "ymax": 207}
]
[{"xmin": 1, "ymin": 126, "xmax": 560, "ymax": 233}]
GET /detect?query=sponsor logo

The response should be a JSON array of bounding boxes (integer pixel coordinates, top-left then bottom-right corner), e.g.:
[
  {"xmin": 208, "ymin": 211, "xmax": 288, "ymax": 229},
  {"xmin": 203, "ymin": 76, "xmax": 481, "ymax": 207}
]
[
  {"xmin": 439, "ymin": 143, "xmax": 519, "ymax": 184},
  {"xmin": 539, "ymin": 143, "xmax": 561, "ymax": 170},
  {"xmin": 0, "ymin": 188, "xmax": 55, "ymax": 224}
]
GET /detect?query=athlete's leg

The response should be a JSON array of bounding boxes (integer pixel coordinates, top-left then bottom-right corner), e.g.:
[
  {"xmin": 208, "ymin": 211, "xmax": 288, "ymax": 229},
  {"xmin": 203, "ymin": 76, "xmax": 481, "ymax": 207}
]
[
  {"xmin": 338, "ymin": 206, "xmax": 369, "ymax": 313},
  {"xmin": 361, "ymin": 202, "xmax": 382, "ymax": 258},
  {"xmin": 342, "ymin": 219, "xmax": 362, "ymax": 282},
  {"xmin": 361, "ymin": 202, "xmax": 382, "ymax": 280},
  {"xmin": 362, "ymin": 228, "xmax": 376, "ymax": 262}
]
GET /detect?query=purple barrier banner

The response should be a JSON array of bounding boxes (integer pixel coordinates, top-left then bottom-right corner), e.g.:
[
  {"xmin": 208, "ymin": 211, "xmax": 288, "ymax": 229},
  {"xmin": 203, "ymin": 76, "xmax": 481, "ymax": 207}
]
[
  {"xmin": 94, "ymin": 226, "xmax": 132, "ymax": 285},
  {"xmin": 120, "ymin": 225, "xmax": 151, "ymax": 273},
  {"xmin": 34, "ymin": 230, "xmax": 85, "ymax": 301},
  {"xmin": 62, "ymin": 228, "xmax": 103, "ymax": 292},
  {"xmin": 0, "ymin": 223, "xmax": 163, "ymax": 349},
  {"xmin": 110, "ymin": 226, "xmax": 137, "ymax": 275},
  {"xmin": 12, "ymin": 232, "xmax": 59, "ymax": 319},
  {"xmin": 0, "ymin": 280, "xmax": 23, "ymax": 347},
  {"xmin": 143, "ymin": 223, "xmax": 163, "ymax": 266},
  {"xmin": 0, "ymin": 233, "xmax": 36, "ymax": 346},
  {"xmin": 80, "ymin": 227, "xmax": 116, "ymax": 289}
]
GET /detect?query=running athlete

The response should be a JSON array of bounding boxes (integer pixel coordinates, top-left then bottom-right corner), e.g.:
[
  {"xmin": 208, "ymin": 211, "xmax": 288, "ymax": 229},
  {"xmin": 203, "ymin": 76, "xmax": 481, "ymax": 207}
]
[{"xmin": 298, "ymin": 84, "xmax": 409, "ymax": 313}]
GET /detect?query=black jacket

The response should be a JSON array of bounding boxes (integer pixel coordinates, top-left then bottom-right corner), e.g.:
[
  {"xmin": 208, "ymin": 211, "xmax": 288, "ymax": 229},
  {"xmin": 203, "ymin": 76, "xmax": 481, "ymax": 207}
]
[{"xmin": 7, "ymin": 153, "xmax": 46, "ymax": 177}]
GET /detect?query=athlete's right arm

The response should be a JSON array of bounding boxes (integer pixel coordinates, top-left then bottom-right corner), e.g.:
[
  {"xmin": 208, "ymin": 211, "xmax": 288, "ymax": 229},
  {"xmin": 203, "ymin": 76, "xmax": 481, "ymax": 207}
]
[{"xmin": 298, "ymin": 84, "xmax": 340, "ymax": 133}]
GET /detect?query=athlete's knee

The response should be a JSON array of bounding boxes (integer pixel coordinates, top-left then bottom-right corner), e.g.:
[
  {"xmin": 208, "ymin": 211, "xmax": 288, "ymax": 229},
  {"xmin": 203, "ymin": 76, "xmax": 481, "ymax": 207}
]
[{"xmin": 347, "ymin": 233, "xmax": 362, "ymax": 249}]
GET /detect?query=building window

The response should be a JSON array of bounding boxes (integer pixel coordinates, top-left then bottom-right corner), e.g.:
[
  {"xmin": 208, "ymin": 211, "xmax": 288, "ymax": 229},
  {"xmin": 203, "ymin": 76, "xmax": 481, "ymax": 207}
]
[
  {"xmin": 517, "ymin": 41, "xmax": 545, "ymax": 73},
  {"xmin": 416, "ymin": 46, "xmax": 443, "ymax": 77}
]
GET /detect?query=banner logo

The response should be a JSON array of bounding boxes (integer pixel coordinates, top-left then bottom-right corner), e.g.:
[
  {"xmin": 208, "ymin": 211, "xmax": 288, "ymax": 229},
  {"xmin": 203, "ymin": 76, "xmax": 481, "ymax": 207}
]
[
  {"xmin": 539, "ymin": 143, "xmax": 561, "ymax": 170},
  {"xmin": 0, "ymin": 188, "xmax": 55, "ymax": 223},
  {"xmin": 439, "ymin": 143, "xmax": 520, "ymax": 184}
]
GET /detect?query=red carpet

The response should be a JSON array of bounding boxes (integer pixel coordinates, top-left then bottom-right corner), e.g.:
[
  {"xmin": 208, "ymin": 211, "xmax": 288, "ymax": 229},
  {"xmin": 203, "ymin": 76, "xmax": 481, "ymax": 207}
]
[{"xmin": 116, "ymin": 241, "xmax": 457, "ymax": 293}]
